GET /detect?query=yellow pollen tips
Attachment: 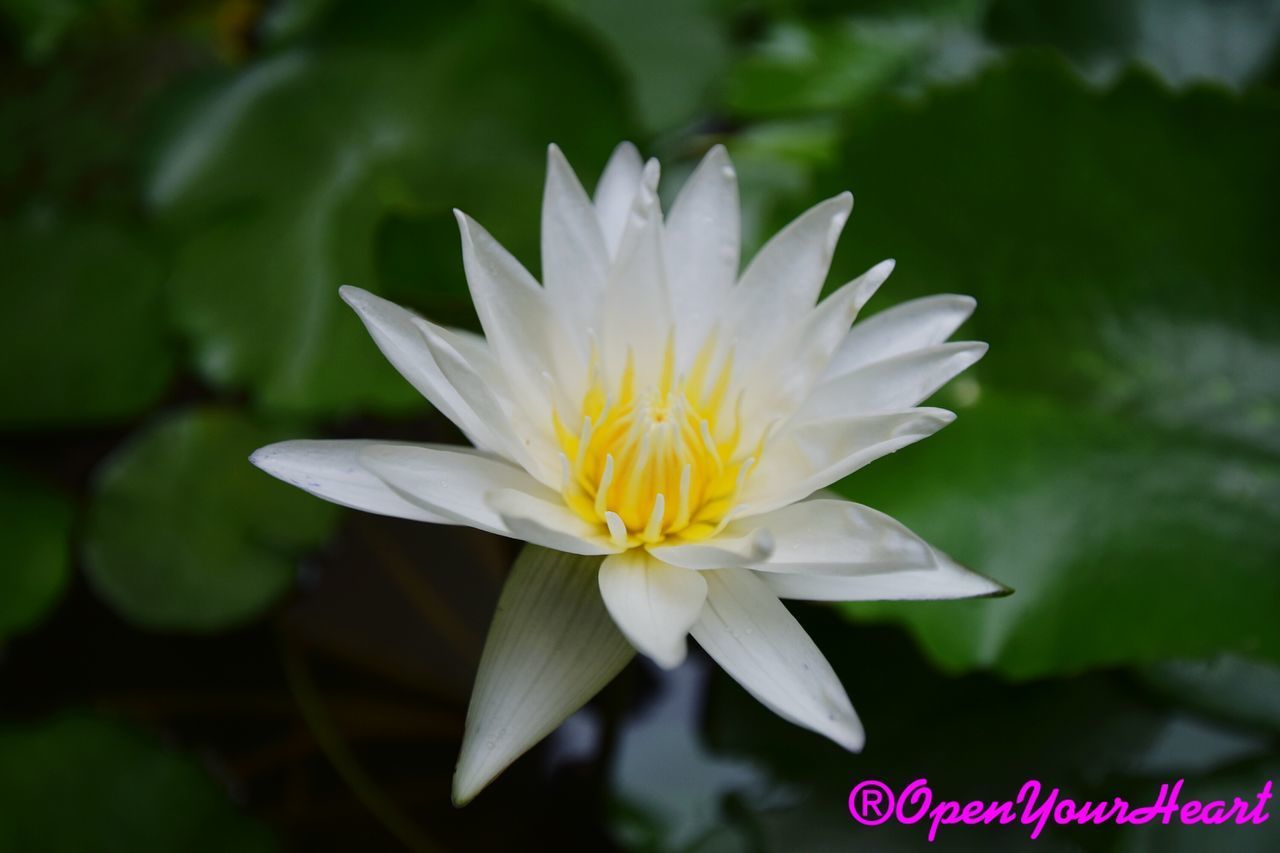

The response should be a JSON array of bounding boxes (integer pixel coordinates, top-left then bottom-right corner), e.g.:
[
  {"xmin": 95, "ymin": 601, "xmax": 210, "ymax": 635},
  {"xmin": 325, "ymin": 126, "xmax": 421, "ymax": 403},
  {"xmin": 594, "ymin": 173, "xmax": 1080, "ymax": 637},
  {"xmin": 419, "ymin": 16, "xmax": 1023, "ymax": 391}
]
[{"xmin": 555, "ymin": 335, "xmax": 752, "ymax": 547}]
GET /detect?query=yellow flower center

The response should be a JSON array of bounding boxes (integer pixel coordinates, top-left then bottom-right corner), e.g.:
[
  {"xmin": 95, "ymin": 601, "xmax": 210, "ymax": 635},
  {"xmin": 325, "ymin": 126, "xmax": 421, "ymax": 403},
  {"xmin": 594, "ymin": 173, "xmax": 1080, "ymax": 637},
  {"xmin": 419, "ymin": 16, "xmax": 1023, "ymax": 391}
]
[{"xmin": 554, "ymin": 334, "xmax": 756, "ymax": 547}]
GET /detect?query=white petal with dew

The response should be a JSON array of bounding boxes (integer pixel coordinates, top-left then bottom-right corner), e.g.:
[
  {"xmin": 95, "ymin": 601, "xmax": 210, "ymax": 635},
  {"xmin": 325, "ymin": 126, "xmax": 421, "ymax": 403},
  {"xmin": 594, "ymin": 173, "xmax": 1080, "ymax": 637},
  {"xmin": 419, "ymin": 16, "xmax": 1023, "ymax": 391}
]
[
  {"xmin": 742, "ymin": 408, "xmax": 955, "ymax": 517},
  {"xmin": 801, "ymin": 341, "xmax": 987, "ymax": 421},
  {"xmin": 250, "ymin": 440, "xmax": 452, "ymax": 523},
  {"xmin": 358, "ymin": 444, "xmax": 606, "ymax": 555},
  {"xmin": 648, "ymin": 528, "xmax": 775, "ymax": 570},
  {"xmin": 594, "ymin": 141, "xmax": 644, "ymax": 257},
  {"xmin": 691, "ymin": 569, "xmax": 864, "ymax": 751},
  {"xmin": 453, "ymin": 545, "xmax": 632, "ymax": 805},
  {"xmin": 825, "ymin": 294, "xmax": 977, "ymax": 380},
  {"xmin": 598, "ymin": 549, "xmax": 708, "ymax": 669},
  {"xmin": 542, "ymin": 144, "xmax": 609, "ymax": 345},
  {"xmin": 733, "ymin": 499, "xmax": 937, "ymax": 575},
  {"xmin": 664, "ymin": 144, "xmax": 740, "ymax": 360},
  {"xmin": 761, "ymin": 550, "xmax": 1010, "ymax": 601}
]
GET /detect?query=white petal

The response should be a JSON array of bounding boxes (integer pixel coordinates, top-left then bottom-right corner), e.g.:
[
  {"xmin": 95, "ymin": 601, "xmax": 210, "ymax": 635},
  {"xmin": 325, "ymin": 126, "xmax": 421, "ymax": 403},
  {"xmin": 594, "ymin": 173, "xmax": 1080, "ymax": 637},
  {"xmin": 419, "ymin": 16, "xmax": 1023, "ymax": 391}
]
[
  {"xmin": 600, "ymin": 160, "xmax": 671, "ymax": 387},
  {"xmin": 357, "ymin": 444, "xmax": 605, "ymax": 555},
  {"xmin": 762, "ymin": 551, "xmax": 1010, "ymax": 601},
  {"xmin": 647, "ymin": 527, "xmax": 774, "ymax": 570},
  {"xmin": 453, "ymin": 545, "xmax": 632, "ymax": 805},
  {"xmin": 825, "ymin": 294, "xmax": 977, "ymax": 379},
  {"xmin": 691, "ymin": 569, "xmax": 863, "ymax": 751},
  {"xmin": 454, "ymin": 211, "xmax": 585, "ymax": 416},
  {"xmin": 487, "ymin": 488, "xmax": 619, "ymax": 555},
  {"xmin": 739, "ymin": 260, "xmax": 893, "ymax": 434},
  {"xmin": 742, "ymin": 408, "xmax": 955, "ymax": 517},
  {"xmin": 418, "ymin": 318, "xmax": 558, "ymax": 486},
  {"xmin": 598, "ymin": 549, "xmax": 708, "ymax": 669},
  {"xmin": 730, "ymin": 193, "xmax": 852, "ymax": 359},
  {"xmin": 338, "ymin": 286, "xmax": 506, "ymax": 453},
  {"xmin": 250, "ymin": 440, "xmax": 451, "ymax": 523},
  {"xmin": 594, "ymin": 141, "xmax": 644, "ymax": 257},
  {"xmin": 801, "ymin": 341, "xmax": 988, "ymax": 420},
  {"xmin": 542, "ymin": 144, "xmax": 608, "ymax": 344},
  {"xmin": 664, "ymin": 145, "xmax": 739, "ymax": 359},
  {"xmin": 734, "ymin": 499, "xmax": 935, "ymax": 574}
]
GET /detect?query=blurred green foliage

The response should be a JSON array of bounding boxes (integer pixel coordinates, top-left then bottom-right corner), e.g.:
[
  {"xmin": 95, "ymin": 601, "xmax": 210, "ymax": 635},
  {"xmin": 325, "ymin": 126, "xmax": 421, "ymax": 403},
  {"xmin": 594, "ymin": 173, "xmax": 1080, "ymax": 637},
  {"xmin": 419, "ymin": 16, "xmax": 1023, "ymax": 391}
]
[{"xmin": 2, "ymin": 0, "xmax": 1278, "ymax": 848}]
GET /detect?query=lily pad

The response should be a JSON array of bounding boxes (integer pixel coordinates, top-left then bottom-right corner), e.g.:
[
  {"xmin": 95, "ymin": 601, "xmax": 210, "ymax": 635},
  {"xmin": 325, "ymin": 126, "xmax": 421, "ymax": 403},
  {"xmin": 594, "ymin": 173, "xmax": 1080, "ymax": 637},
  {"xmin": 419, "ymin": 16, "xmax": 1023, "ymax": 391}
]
[
  {"xmin": 820, "ymin": 57, "xmax": 1280, "ymax": 677},
  {"xmin": 0, "ymin": 713, "xmax": 275, "ymax": 852},
  {"xmin": 0, "ymin": 467, "xmax": 73, "ymax": 642},
  {"xmin": 83, "ymin": 408, "xmax": 337, "ymax": 631}
]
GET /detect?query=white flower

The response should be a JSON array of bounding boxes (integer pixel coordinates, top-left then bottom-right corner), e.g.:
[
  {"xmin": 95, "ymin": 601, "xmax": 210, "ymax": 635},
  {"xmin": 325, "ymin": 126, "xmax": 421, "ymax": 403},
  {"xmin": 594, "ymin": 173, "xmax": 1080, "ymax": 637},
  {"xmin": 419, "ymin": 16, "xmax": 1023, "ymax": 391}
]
[{"xmin": 251, "ymin": 142, "xmax": 1005, "ymax": 804}]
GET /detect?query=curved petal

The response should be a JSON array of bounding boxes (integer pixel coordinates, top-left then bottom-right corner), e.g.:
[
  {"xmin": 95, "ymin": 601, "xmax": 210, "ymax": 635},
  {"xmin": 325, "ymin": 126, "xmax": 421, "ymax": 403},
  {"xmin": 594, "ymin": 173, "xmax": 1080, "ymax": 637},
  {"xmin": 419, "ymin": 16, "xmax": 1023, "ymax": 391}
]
[
  {"xmin": 249, "ymin": 439, "xmax": 451, "ymax": 523},
  {"xmin": 598, "ymin": 549, "xmax": 708, "ymax": 669},
  {"xmin": 761, "ymin": 552, "xmax": 1010, "ymax": 601},
  {"xmin": 647, "ymin": 527, "xmax": 774, "ymax": 570},
  {"xmin": 733, "ymin": 499, "xmax": 935, "ymax": 574},
  {"xmin": 454, "ymin": 545, "xmax": 632, "ymax": 805},
  {"xmin": 339, "ymin": 286, "xmax": 506, "ymax": 453},
  {"xmin": 542, "ymin": 144, "xmax": 608, "ymax": 345},
  {"xmin": 691, "ymin": 569, "xmax": 863, "ymax": 751},
  {"xmin": 664, "ymin": 144, "xmax": 739, "ymax": 360},
  {"xmin": 729, "ymin": 193, "xmax": 852, "ymax": 361},
  {"xmin": 825, "ymin": 294, "xmax": 977, "ymax": 380},
  {"xmin": 800, "ymin": 341, "xmax": 987, "ymax": 421},
  {"xmin": 488, "ymin": 488, "xmax": 619, "ymax": 555},
  {"xmin": 357, "ymin": 444, "xmax": 606, "ymax": 555},
  {"xmin": 741, "ymin": 408, "xmax": 955, "ymax": 517},
  {"xmin": 593, "ymin": 141, "xmax": 644, "ymax": 257}
]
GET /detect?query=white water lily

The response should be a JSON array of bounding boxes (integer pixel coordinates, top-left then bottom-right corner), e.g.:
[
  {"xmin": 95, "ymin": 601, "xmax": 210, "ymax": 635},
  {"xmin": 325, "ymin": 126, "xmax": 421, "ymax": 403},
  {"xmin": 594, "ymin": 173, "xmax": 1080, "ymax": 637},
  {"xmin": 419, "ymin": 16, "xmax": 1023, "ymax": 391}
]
[{"xmin": 251, "ymin": 142, "xmax": 1006, "ymax": 804}]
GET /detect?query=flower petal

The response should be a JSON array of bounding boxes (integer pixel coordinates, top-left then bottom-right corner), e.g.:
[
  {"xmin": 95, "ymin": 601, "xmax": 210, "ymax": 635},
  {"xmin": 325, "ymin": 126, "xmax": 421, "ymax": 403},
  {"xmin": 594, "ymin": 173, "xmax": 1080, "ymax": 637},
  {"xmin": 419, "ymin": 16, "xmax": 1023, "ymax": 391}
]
[
  {"xmin": 691, "ymin": 569, "xmax": 863, "ymax": 751},
  {"xmin": 249, "ymin": 439, "xmax": 451, "ymax": 523},
  {"xmin": 761, "ymin": 551, "xmax": 1010, "ymax": 601},
  {"xmin": 593, "ymin": 141, "xmax": 644, "ymax": 257},
  {"xmin": 647, "ymin": 527, "xmax": 774, "ymax": 570},
  {"xmin": 733, "ymin": 498, "xmax": 936, "ymax": 574},
  {"xmin": 357, "ymin": 444, "xmax": 605, "ymax": 554},
  {"xmin": 664, "ymin": 144, "xmax": 739, "ymax": 359},
  {"xmin": 825, "ymin": 294, "xmax": 977, "ymax": 379},
  {"xmin": 598, "ymin": 549, "xmax": 708, "ymax": 669},
  {"xmin": 453, "ymin": 545, "xmax": 632, "ymax": 805},
  {"xmin": 487, "ymin": 488, "xmax": 620, "ymax": 555},
  {"xmin": 800, "ymin": 341, "xmax": 988, "ymax": 420},
  {"xmin": 338, "ymin": 286, "xmax": 507, "ymax": 453},
  {"xmin": 742, "ymin": 408, "xmax": 956, "ymax": 517},
  {"xmin": 730, "ymin": 193, "xmax": 852, "ymax": 358},
  {"xmin": 542, "ymin": 144, "xmax": 608, "ymax": 345}
]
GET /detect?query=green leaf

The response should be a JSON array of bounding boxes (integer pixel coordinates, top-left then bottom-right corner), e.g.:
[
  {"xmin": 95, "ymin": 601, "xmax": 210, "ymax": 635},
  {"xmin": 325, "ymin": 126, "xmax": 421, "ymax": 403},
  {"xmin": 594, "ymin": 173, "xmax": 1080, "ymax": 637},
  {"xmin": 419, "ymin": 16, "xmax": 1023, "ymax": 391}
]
[
  {"xmin": 83, "ymin": 407, "xmax": 337, "ymax": 631},
  {"xmin": 820, "ymin": 57, "xmax": 1280, "ymax": 677},
  {"xmin": 0, "ymin": 217, "xmax": 173, "ymax": 428},
  {"xmin": 0, "ymin": 713, "xmax": 275, "ymax": 852},
  {"xmin": 1140, "ymin": 655, "xmax": 1280, "ymax": 733},
  {"xmin": 148, "ymin": 3, "xmax": 631, "ymax": 416},
  {"xmin": 0, "ymin": 467, "xmax": 73, "ymax": 642}
]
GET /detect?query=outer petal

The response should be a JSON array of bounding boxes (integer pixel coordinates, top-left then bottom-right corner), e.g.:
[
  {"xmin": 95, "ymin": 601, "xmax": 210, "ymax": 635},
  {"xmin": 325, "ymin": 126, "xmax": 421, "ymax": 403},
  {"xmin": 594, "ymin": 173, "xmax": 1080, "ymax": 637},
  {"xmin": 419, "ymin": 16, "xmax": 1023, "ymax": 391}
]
[
  {"xmin": 453, "ymin": 545, "xmax": 633, "ymax": 805},
  {"xmin": 542, "ymin": 144, "xmax": 609, "ymax": 346},
  {"xmin": 729, "ymin": 193, "xmax": 852, "ymax": 360},
  {"xmin": 593, "ymin": 141, "xmax": 644, "ymax": 257},
  {"xmin": 357, "ymin": 444, "xmax": 614, "ymax": 555},
  {"xmin": 249, "ymin": 440, "xmax": 451, "ymax": 523},
  {"xmin": 647, "ymin": 527, "xmax": 774, "ymax": 570},
  {"xmin": 741, "ymin": 408, "xmax": 956, "ymax": 517},
  {"xmin": 800, "ymin": 341, "xmax": 988, "ymax": 421},
  {"xmin": 691, "ymin": 570, "xmax": 864, "ymax": 751},
  {"xmin": 731, "ymin": 499, "xmax": 935, "ymax": 574},
  {"xmin": 664, "ymin": 144, "xmax": 739, "ymax": 360},
  {"xmin": 338, "ymin": 286, "xmax": 507, "ymax": 453},
  {"xmin": 824, "ymin": 294, "xmax": 977, "ymax": 380},
  {"xmin": 598, "ymin": 549, "xmax": 708, "ymax": 669},
  {"xmin": 761, "ymin": 552, "xmax": 1010, "ymax": 601}
]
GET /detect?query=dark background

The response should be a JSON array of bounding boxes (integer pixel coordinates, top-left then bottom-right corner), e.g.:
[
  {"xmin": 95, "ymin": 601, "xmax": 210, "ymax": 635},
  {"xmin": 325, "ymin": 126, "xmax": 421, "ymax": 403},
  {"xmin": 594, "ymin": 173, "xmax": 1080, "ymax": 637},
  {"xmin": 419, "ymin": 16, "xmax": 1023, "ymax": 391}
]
[{"xmin": 2, "ymin": 0, "xmax": 1279, "ymax": 850}]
